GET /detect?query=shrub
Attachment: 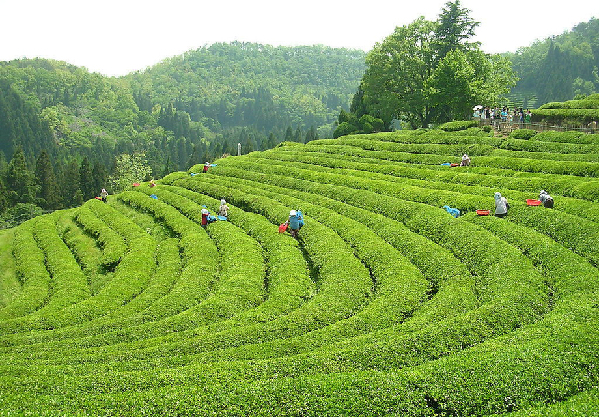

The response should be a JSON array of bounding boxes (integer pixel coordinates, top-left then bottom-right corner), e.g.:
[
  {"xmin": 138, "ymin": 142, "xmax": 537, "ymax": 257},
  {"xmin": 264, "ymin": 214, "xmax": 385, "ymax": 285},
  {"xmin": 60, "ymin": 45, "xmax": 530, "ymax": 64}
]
[
  {"xmin": 438, "ymin": 120, "xmax": 478, "ymax": 131},
  {"xmin": 509, "ymin": 128, "xmax": 537, "ymax": 139}
]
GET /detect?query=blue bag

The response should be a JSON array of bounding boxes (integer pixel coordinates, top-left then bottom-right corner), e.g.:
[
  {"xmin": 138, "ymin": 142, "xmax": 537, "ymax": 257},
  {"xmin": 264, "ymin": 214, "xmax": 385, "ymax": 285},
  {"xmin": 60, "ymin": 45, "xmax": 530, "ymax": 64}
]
[
  {"xmin": 297, "ymin": 210, "xmax": 304, "ymax": 229},
  {"xmin": 443, "ymin": 205, "xmax": 460, "ymax": 218}
]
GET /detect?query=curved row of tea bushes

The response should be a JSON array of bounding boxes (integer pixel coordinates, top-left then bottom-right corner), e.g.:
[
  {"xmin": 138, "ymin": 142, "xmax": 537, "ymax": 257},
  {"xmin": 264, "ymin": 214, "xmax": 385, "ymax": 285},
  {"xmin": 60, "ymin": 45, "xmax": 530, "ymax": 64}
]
[
  {"xmin": 540, "ymin": 95, "xmax": 599, "ymax": 110},
  {"xmin": 117, "ymin": 190, "xmax": 200, "ymax": 238},
  {"xmin": 58, "ymin": 212, "xmax": 106, "ymax": 295},
  {"xmin": 41, "ymin": 234, "xmax": 157, "ymax": 329},
  {"xmin": 210, "ymin": 160, "xmax": 599, "ymax": 262},
  {"xmin": 0, "ymin": 218, "xmax": 50, "ymax": 320},
  {"xmin": 86, "ymin": 198, "xmax": 147, "ymax": 242},
  {"xmin": 59, "ymin": 220, "xmax": 265, "ymax": 353},
  {"xmin": 503, "ymin": 137, "xmax": 599, "ymax": 154},
  {"xmin": 171, "ymin": 177, "xmax": 433, "ymax": 360},
  {"xmin": 491, "ymin": 148, "xmax": 599, "ymax": 163},
  {"xmin": 255, "ymin": 147, "xmax": 599, "ymax": 206},
  {"xmin": 268, "ymin": 145, "xmax": 599, "ymax": 202},
  {"xmin": 313, "ymin": 136, "xmax": 497, "ymax": 156},
  {"xmin": 241, "ymin": 154, "xmax": 599, "ymax": 225},
  {"xmin": 75, "ymin": 203, "xmax": 127, "ymax": 268},
  {"xmin": 464, "ymin": 213, "xmax": 599, "ymax": 301},
  {"xmin": 501, "ymin": 388, "xmax": 599, "ymax": 416},
  {"xmin": 157, "ymin": 185, "xmax": 314, "ymax": 324},
  {"xmin": 350, "ymin": 130, "xmax": 500, "ymax": 146},
  {"xmin": 0, "ymin": 230, "xmax": 19, "ymax": 309},
  {"xmin": 0, "ymin": 215, "xmax": 92, "ymax": 333},
  {"xmin": 531, "ymin": 130, "xmax": 599, "ymax": 145},
  {"xmin": 311, "ymin": 138, "xmax": 599, "ymax": 177},
  {"xmin": 31, "ymin": 214, "xmax": 90, "ymax": 311},
  {"xmin": 0, "ymin": 238, "xmax": 181, "ymax": 351},
  {"xmin": 532, "ymin": 108, "xmax": 599, "ymax": 124},
  {"xmin": 170, "ymin": 172, "xmax": 550, "ymax": 369}
]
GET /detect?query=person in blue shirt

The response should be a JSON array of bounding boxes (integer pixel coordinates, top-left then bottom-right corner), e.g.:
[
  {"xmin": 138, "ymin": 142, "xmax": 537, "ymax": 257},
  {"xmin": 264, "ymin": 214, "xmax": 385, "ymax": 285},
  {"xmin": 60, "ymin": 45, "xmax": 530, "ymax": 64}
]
[{"xmin": 287, "ymin": 209, "xmax": 303, "ymax": 238}]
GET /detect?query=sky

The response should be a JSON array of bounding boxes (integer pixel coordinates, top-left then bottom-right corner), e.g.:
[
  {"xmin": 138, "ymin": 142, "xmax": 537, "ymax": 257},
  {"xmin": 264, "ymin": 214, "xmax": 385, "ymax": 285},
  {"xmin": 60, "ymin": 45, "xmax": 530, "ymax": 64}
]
[{"xmin": 1, "ymin": 0, "xmax": 597, "ymax": 77}]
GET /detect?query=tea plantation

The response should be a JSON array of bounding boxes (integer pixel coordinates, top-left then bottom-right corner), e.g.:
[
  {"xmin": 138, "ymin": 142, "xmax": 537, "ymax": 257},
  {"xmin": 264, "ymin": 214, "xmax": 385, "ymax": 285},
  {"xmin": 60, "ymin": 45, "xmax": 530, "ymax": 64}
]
[{"xmin": 1, "ymin": 127, "xmax": 598, "ymax": 416}]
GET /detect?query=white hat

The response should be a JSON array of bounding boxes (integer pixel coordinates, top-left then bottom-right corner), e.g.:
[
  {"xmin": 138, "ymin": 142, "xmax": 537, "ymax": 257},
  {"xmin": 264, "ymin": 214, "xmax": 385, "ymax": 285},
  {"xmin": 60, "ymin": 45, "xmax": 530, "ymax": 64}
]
[
  {"xmin": 289, "ymin": 210, "xmax": 297, "ymax": 216},
  {"xmin": 221, "ymin": 199, "xmax": 226, "ymax": 205},
  {"xmin": 201, "ymin": 208, "xmax": 209, "ymax": 214}
]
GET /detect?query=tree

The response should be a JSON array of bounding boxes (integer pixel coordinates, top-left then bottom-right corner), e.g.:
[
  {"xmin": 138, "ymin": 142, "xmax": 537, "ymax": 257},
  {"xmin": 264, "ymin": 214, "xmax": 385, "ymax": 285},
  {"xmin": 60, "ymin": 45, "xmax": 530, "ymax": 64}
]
[
  {"xmin": 304, "ymin": 126, "xmax": 318, "ymax": 143},
  {"xmin": 35, "ymin": 150, "xmax": 60, "ymax": 210},
  {"xmin": 361, "ymin": 1, "xmax": 517, "ymax": 128},
  {"xmin": 362, "ymin": 17, "xmax": 437, "ymax": 128},
  {"xmin": 109, "ymin": 153, "xmax": 152, "ymax": 193},
  {"xmin": 60, "ymin": 160, "xmax": 83, "ymax": 208},
  {"xmin": 433, "ymin": 0, "xmax": 479, "ymax": 64},
  {"xmin": 91, "ymin": 161, "xmax": 108, "ymax": 198},
  {"xmin": 6, "ymin": 148, "xmax": 37, "ymax": 206},
  {"xmin": 284, "ymin": 126, "xmax": 293, "ymax": 142},
  {"xmin": 79, "ymin": 157, "xmax": 95, "ymax": 201}
]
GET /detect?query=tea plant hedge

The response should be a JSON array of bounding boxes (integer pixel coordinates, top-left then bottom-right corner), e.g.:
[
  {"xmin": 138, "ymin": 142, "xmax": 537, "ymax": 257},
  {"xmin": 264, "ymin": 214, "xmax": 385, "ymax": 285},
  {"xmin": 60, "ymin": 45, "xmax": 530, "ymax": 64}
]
[{"xmin": 1, "ymin": 128, "xmax": 598, "ymax": 416}]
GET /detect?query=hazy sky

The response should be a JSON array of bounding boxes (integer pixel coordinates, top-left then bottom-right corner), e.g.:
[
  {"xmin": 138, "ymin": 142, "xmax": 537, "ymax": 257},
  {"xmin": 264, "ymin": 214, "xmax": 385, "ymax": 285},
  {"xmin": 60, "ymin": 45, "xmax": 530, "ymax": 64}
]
[{"xmin": 1, "ymin": 0, "xmax": 596, "ymax": 76}]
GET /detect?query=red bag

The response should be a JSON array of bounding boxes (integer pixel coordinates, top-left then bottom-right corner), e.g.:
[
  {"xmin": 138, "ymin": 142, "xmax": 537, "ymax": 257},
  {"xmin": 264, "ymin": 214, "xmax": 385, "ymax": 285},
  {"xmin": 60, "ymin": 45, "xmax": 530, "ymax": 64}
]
[{"xmin": 278, "ymin": 223, "xmax": 288, "ymax": 233}]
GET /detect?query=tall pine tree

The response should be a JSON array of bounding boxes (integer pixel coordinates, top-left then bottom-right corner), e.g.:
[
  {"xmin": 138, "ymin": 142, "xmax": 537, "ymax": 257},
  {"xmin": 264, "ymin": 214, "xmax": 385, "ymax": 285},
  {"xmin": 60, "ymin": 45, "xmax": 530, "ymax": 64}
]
[
  {"xmin": 79, "ymin": 157, "xmax": 95, "ymax": 201},
  {"xmin": 6, "ymin": 148, "xmax": 37, "ymax": 206},
  {"xmin": 35, "ymin": 150, "xmax": 60, "ymax": 210}
]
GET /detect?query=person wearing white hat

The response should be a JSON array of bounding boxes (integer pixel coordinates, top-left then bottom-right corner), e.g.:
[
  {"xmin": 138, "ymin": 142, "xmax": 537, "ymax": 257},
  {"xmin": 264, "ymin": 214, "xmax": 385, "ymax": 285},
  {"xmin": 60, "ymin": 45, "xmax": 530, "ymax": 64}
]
[
  {"xmin": 201, "ymin": 208, "xmax": 210, "ymax": 226},
  {"xmin": 218, "ymin": 199, "xmax": 229, "ymax": 217},
  {"xmin": 460, "ymin": 153, "xmax": 470, "ymax": 167},
  {"xmin": 494, "ymin": 192, "xmax": 509, "ymax": 218},
  {"xmin": 539, "ymin": 190, "xmax": 554, "ymax": 208},
  {"xmin": 288, "ymin": 209, "xmax": 301, "ymax": 238},
  {"xmin": 203, "ymin": 162, "xmax": 210, "ymax": 173}
]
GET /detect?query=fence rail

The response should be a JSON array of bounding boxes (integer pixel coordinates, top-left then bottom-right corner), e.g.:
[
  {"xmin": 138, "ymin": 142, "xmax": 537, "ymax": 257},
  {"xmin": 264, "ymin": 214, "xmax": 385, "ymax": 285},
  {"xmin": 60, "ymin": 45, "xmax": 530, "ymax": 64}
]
[{"xmin": 474, "ymin": 118, "xmax": 598, "ymax": 135}]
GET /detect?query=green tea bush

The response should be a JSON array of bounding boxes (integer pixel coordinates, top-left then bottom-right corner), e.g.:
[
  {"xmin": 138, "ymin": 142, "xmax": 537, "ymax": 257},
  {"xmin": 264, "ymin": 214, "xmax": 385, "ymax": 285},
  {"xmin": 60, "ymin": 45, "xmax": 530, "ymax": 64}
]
[
  {"xmin": 0, "ymin": 219, "xmax": 50, "ymax": 320},
  {"xmin": 509, "ymin": 128, "xmax": 537, "ymax": 139},
  {"xmin": 75, "ymin": 203, "xmax": 127, "ymax": 268},
  {"xmin": 437, "ymin": 120, "xmax": 479, "ymax": 131}
]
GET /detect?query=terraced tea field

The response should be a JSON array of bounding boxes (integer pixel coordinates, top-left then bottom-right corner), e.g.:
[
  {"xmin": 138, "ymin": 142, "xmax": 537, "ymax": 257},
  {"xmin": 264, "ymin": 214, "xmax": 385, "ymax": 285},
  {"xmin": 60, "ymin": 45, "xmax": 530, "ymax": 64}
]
[{"xmin": 1, "ymin": 128, "xmax": 598, "ymax": 416}]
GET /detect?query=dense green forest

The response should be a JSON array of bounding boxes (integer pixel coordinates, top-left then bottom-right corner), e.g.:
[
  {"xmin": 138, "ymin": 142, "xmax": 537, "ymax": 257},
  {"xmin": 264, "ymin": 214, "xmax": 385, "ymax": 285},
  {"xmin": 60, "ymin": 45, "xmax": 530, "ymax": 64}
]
[
  {"xmin": 0, "ymin": 44, "xmax": 365, "ymax": 227},
  {"xmin": 507, "ymin": 17, "xmax": 599, "ymax": 108}
]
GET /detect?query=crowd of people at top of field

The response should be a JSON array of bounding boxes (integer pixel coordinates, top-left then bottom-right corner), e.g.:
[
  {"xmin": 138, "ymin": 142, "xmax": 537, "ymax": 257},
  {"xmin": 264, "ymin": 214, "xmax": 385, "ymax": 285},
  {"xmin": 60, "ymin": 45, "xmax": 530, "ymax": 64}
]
[{"xmin": 473, "ymin": 106, "xmax": 532, "ymax": 124}]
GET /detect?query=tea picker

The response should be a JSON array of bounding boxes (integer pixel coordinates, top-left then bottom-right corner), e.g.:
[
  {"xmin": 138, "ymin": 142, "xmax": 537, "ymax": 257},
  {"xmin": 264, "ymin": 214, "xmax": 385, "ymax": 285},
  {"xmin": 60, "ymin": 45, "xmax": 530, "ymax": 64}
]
[
  {"xmin": 539, "ymin": 190, "xmax": 554, "ymax": 208},
  {"xmin": 282, "ymin": 209, "xmax": 304, "ymax": 238}
]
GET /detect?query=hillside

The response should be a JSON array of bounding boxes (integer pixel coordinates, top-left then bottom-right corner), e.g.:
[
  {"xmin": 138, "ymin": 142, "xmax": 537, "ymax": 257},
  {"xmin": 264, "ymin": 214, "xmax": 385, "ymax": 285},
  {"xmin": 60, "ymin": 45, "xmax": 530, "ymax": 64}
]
[
  {"xmin": 0, "ymin": 45, "xmax": 365, "ymax": 225},
  {"xmin": 0, "ymin": 44, "xmax": 365, "ymax": 168},
  {"xmin": 507, "ymin": 17, "xmax": 599, "ymax": 107},
  {"xmin": 1, "ymin": 127, "xmax": 598, "ymax": 415},
  {"xmin": 532, "ymin": 92, "xmax": 599, "ymax": 126}
]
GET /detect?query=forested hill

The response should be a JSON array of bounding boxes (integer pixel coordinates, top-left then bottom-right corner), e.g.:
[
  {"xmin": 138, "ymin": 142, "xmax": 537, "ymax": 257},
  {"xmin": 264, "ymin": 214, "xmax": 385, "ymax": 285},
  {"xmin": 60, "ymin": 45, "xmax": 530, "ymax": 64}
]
[
  {"xmin": 0, "ymin": 44, "xmax": 365, "ymax": 227},
  {"xmin": 127, "ymin": 42, "xmax": 366, "ymax": 136},
  {"xmin": 507, "ymin": 17, "xmax": 599, "ymax": 107}
]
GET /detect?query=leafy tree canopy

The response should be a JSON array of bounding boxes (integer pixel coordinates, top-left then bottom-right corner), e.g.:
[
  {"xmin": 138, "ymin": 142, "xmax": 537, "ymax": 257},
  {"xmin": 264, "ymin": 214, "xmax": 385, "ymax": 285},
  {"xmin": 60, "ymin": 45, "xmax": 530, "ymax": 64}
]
[{"xmin": 360, "ymin": 0, "xmax": 517, "ymax": 129}]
